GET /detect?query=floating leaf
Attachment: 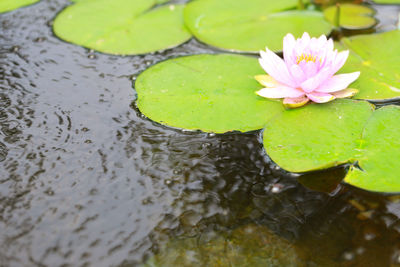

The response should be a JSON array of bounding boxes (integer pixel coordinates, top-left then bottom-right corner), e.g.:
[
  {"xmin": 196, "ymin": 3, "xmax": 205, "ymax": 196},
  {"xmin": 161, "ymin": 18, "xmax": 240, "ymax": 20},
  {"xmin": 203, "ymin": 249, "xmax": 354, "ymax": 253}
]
[
  {"xmin": 53, "ymin": 0, "xmax": 191, "ymax": 55},
  {"xmin": 0, "ymin": 0, "xmax": 39, "ymax": 13},
  {"xmin": 372, "ymin": 0, "xmax": 400, "ymax": 3},
  {"xmin": 345, "ymin": 106, "xmax": 400, "ymax": 193},
  {"xmin": 184, "ymin": 0, "xmax": 333, "ymax": 53},
  {"xmin": 156, "ymin": 0, "xmax": 170, "ymax": 4},
  {"xmin": 263, "ymin": 99, "xmax": 374, "ymax": 173},
  {"xmin": 323, "ymin": 4, "xmax": 376, "ymax": 30},
  {"xmin": 338, "ymin": 30, "xmax": 400, "ymax": 101},
  {"xmin": 69, "ymin": 0, "xmax": 170, "ymax": 2},
  {"xmin": 135, "ymin": 54, "xmax": 285, "ymax": 133}
]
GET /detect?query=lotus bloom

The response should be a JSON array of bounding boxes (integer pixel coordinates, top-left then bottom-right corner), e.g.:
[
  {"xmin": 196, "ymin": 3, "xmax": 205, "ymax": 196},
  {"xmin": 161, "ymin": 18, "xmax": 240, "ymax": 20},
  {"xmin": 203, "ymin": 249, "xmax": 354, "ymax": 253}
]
[{"xmin": 256, "ymin": 32, "xmax": 360, "ymax": 108}]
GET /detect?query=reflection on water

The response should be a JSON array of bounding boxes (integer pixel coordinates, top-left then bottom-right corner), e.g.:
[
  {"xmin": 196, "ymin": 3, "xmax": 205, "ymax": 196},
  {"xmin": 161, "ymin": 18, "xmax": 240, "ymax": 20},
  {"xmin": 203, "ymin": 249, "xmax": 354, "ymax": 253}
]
[
  {"xmin": 145, "ymin": 224, "xmax": 303, "ymax": 267},
  {"xmin": 0, "ymin": 0, "xmax": 400, "ymax": 266}
]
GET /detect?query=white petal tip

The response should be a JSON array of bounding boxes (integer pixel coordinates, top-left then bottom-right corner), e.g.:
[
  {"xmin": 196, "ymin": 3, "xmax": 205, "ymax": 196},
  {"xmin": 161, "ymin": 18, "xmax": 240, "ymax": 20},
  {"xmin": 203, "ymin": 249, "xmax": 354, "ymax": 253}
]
[
  {"xmin": 332, "ymin": 88, "xmax": 359, "ymax": 98},
  {"xmin": 254, "ymin": 75, "xmax": 276, "ymax": 87},
  {"xmin": 307, "ymin": 93, "xmax": 336, "ymax": 103}
]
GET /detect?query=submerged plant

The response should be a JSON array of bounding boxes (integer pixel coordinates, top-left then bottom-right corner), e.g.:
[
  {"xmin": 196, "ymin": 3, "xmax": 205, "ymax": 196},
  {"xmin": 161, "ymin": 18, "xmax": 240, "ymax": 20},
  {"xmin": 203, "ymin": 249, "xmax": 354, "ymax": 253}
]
[{"xmin": 256, "ymin": 32, "xmax": 360, "ymax": 108}]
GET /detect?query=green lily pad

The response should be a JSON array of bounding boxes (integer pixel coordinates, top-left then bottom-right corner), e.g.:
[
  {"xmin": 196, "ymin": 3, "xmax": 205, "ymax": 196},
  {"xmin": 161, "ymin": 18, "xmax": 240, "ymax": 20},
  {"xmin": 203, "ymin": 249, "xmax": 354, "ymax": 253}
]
[
  {"xmin": 263, "ymin": 99, "xmax": 374, "ymax": 173},
  {"xmin": 0, "ymin": 0, "xmax": 39, "ymax": 13},
  {"xmin": 71, "ymin": 0, "xmax": 170, "ymax": 2},
  {"xmin": 323, "ymin": 4, "xmax": 376, "ymax": 30},
  {"xmin": 183, "ymin": 0, "xmax": 333, "ymax": 53},
  {"xmin": 373, "ymin": 0, "xmax": 400, "ymax": 3},
  {"xmin": 338, "ymin": 30, "xmax": 400, "ymax": 101},
  {"xmin": 156, "ymin": 0, "xmax": 170, "ymax": 4},
  {"xmin": 71, "ymin": 0, "xmax": 169, "ymax": 1},
  {"xmin": 345, "ymin": 106, "xmax": 400, "ymax": 193},
  {"xmin": 135, "ymin": 54, "xmax": 285, "ymax": 133},
  {"xmin": 53, "ymin": 0, "xmax": 191, "ymax": 55}
]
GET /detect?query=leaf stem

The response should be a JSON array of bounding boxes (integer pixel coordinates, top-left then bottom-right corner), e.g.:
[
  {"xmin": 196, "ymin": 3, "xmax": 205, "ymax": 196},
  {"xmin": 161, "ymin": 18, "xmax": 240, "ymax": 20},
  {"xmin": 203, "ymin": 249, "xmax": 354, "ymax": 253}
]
[
  {"xmin": 298, "ymin": 0, "xmax": 304, "ymax": 10},
  {"xmin": 334, "ymin": 3, "xmax": 341, "ymax": 28}
]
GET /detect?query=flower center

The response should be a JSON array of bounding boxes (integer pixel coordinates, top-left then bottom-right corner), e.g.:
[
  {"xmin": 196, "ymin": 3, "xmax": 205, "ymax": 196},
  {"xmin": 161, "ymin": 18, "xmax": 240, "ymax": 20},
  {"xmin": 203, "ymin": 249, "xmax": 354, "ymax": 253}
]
[{"xmin": 296, "ymin": 53, "xmax": 318, "ymax": 64}]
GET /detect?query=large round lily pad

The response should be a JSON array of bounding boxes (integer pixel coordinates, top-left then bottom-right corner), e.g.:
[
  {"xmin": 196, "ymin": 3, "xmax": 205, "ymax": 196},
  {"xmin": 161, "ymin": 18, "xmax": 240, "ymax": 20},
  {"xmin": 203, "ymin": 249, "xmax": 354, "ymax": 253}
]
[
  {"xmin": 345, "ymin": 106, "xmax": 400, "ymax": 193},
  {"xmin": 338, "ymin": 30, "xmax": 400, "ymax": 101},
  {"xmin": 135, "ymin": 54, "xmax": 285, "ymax": 133},
  {"xmin": 323, "ymin": 4, "xmax": 376, "ymax": 30},
  {"xmin": 53, "ymin": 0, "xmax": 191, "ymax": 55},
  {"xmin": 183, "ymin": 0, "xmax": 333, "ymax": 53},
  {"xmin": 0, "ymin": 0, "xmax": 39, "ymax": 13},
  {"xmin": 263, "ymin": 99, "xmax": 374, "ymax": 173}
]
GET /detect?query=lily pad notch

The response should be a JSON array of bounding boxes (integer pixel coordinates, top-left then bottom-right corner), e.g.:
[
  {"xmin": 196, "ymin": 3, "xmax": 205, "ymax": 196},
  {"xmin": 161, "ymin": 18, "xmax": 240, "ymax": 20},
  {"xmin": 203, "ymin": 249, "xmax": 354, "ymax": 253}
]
[
  {"xmin": 344, "ymin": 106, "xmax": 400, "ymax": 193},
  {"xmin": 263, "ymin": 101, "xmax": 400, "ymax": 193},
  {"xmin": 323, "ymin": 3, "xmax": 377, "ymax": 30},
  {"xmin": 338, "ymin": 30, "xmax": 400, "ymax": 100},
  {"xmin": 262, "ymin": 99, "xmax": 375, "ymax": 173},
  {"xmin": 183, "ymin": 0, "xmax": 333, "ymax": 53}
]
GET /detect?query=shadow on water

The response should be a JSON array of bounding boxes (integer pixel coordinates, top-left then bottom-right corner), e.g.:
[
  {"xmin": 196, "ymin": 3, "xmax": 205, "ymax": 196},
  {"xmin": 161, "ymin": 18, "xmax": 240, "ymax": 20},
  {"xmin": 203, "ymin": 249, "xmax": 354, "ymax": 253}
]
[{"xmin": 0, "ymin": 0, "xmax": 400, "ymax": 266}]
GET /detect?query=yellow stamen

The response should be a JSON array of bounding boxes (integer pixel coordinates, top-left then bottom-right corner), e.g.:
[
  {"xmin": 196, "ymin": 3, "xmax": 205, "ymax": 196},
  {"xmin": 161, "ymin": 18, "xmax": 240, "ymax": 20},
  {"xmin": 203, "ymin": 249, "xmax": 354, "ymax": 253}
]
[{"xmin": 296, "ymin": 53, "xmax": 318, "ymax": 64}]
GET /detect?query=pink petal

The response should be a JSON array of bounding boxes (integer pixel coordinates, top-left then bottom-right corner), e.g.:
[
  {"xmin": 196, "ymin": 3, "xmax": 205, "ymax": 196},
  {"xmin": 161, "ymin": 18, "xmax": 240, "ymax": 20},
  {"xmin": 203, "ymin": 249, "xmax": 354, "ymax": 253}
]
[
  {"xmin": 326, "ymin": 38, "xmax": 334, "ymax": 50},
  {"xmin": 319, "ymin": 49, "xmax": 336, "ymax": 69},
  {"xmin": 256, "ymin": 85, "xmax": 304, "ymax": 99},
  {"xmin": 288, "ymin": 64, "xmax": 305, "ymax": 84},
  {"xmin": 300, "ymin": 32, "xmax": 311, "ymax": 44},
  {"xmin": 300, "ymin": 61, "xmax": 318, "ymax": 78},
  {"xmin": 295, "ymin": 32, "xmax": 311, "ymax": 56},
  {"xmin": 317, "ymin": 35, "xmax": 328, "ymax": 48},
  {"xmin": 300, "ymin": 68, "xmax": 332, "ymax": 93},
  {"xmin": 259, "ymin": 49, "xmax": 296, "ymax": 87},
  {"xmin": 306, "ymin": 92, "xmax": 335, "ymax": 103},
  {"xmin": 329, "ymin": 50, "xmax": 349, "ymax": 75},
  {"xmin": 283, "ymin": 33, "xmax": 296, "ymax": 65},
  {"xmin": 315, "ymin": 72, "xmax": 360, "ymax": 93},
  {"xmin": 308, "ymin": 37, "xmax": 320, "ymax": 52},
  {"xmin": 318, "ymin": 35, "xmax": 333, "ymax": 54},
  {"xmin": 283, "ymin": 96, "xmax": 309, "ymax": 108},
  {"xmin": 316, "ymin": 38, "xmax": 333, "ymax": 68}
]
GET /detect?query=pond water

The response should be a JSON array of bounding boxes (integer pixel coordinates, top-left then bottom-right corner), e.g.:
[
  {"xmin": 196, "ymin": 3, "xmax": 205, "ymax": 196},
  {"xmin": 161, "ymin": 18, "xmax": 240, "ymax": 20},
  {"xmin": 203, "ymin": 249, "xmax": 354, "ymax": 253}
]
[{"xmin": 1, "ymin": 0, "xmax": 400, "ymax": 266}]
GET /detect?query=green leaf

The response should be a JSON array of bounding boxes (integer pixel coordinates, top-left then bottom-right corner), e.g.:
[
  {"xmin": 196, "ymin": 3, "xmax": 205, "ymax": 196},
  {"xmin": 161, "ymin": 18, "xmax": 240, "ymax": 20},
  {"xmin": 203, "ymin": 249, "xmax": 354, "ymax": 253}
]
[
  {"xmin": 372, "ymin": 0, "xmax": 400, "ymax": 3},
  {"xmin": 0, "ymin": 0, "xmax": 39, "ymax": 13},
  {"xmin": 263, "ymin": 99, "xmax": 374, "ymax": 173},
  {"xmin": 183, "ymin": 0, "xmax": 333, "ymax": 53},
  {"xmin": 345, "ymin": 106, "xmax": 400, "ymax": 193},
  {"xmin": 71, "ymin": 0, "xmax": 169, "ymax": 2},
  {"xmin": 53, "ymin": 0, "xmax": 191, "ymax": 55},
  {"xmin": 70, "ymin": 0, "xmax": 170, "ymax": 2},
  {"xmin": 135, "ymin": 54, "xmax": 285, "ymax": 133},
  {"xmin": 338, "ymin": 30, "xmax": 400, "ymax": 101},
  {"xmin": 323, "ymin": 4, "xmax": 376, "ymax": 30}
]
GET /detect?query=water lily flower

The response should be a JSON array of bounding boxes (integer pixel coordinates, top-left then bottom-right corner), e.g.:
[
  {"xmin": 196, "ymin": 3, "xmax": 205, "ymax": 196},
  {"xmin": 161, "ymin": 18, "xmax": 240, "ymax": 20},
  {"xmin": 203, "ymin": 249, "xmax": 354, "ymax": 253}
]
[{"xmin": 256, "ymin": 32, "xmax": 360, "ymax": 108}]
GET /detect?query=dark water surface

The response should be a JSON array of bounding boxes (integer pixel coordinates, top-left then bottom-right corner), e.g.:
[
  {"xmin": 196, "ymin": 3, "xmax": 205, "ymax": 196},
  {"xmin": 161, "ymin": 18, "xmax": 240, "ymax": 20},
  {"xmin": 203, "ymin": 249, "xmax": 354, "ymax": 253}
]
[{"xmin": 1, "ymin": 0, "xmax": 400, "ymax": 266}]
